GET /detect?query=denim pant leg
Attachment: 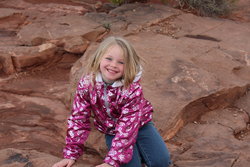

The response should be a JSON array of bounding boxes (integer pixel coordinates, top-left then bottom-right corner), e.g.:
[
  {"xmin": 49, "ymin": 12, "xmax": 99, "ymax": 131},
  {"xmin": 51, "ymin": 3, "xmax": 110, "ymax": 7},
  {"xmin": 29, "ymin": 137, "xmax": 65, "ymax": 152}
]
[
  {"xmin": 105, "ymin": 122, "xmax": 171, "ymax": 167},
  {"xmin": 136, "ymin": 122, "xmax": 171, "ymax": 167},
  {"xmin": 105, "ymin": 134, "xmax": 142, "ymax": 167}
]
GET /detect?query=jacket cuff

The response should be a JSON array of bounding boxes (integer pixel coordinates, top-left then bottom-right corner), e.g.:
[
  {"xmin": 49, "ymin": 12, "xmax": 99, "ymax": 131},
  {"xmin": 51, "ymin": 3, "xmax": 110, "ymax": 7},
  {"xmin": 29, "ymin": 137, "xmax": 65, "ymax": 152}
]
[
  {"xmin": 104, "ymin": 156, "xmax": 120, "ymax": 167},
  {"xmin": 63, "ymin": 154, "xmax": 77, "ymax": 160}
]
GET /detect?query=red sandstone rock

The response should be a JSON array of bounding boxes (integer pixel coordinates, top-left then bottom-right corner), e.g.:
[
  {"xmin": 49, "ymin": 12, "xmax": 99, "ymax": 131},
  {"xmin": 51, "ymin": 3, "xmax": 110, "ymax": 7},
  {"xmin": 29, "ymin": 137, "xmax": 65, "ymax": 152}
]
[{"xmin": 0, "ymin": 1, "xmax": 250, "ymax": 167}]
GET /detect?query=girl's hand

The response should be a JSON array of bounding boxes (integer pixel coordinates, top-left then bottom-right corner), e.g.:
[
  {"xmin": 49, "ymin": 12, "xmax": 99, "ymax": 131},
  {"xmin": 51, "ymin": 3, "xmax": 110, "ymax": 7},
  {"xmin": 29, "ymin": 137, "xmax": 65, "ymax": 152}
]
[
  {"xmin": 95, "ymin": 163, "xmax": 113, "ymax": 167},
  {"xmin": 52, "ymin": 159, "xmax": 75, "ymax": 167}
]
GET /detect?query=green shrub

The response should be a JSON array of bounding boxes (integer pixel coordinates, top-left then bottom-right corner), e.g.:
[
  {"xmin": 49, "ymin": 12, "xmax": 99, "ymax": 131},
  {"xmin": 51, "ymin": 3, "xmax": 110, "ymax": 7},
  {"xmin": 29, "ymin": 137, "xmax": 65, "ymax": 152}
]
[
  {"xmin": 178, "ymin": 0, "xmax": 236, "ymax": 16},
  {"xmin": 109, "ymin": 0, "xmax": 235, "ymax": 17}
]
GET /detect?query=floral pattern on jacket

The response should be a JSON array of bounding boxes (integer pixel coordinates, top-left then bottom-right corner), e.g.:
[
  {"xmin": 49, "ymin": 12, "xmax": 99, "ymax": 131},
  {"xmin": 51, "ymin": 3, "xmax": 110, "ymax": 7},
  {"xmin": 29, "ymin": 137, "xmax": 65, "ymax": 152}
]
[{"xmin": 63, "ymin": 73, "xmax": 153, "ymax": 167}]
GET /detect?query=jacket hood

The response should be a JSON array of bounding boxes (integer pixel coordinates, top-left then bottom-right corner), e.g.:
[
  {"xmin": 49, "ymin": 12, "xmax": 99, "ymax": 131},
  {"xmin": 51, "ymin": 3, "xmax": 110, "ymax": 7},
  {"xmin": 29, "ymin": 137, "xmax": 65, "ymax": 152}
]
[{"xmin": 96, "ymin": 66, "xmax": 142, "ymax": 87}]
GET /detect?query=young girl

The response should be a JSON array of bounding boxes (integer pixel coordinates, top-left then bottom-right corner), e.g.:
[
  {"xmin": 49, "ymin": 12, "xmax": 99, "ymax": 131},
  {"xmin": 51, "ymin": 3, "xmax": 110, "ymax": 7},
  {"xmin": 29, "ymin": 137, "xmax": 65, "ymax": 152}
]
[{"xmin": 52, "ymin": 36, "xmax": 171, "ymax": 167}]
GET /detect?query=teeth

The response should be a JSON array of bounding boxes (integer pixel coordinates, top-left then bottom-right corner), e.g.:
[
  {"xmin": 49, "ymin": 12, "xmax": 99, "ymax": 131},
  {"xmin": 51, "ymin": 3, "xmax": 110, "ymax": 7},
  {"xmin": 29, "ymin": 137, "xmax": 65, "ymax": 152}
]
[{"xmin": 107, "ymin": 69, "xmax": 116, "ymax": 73}]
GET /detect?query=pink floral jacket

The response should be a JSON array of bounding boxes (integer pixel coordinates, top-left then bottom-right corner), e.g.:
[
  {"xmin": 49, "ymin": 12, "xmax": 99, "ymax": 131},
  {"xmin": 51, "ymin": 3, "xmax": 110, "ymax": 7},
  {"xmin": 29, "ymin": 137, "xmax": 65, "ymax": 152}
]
[{"xmin": 63, "ymin": 73, "xmax": 153, "ymax": 167}]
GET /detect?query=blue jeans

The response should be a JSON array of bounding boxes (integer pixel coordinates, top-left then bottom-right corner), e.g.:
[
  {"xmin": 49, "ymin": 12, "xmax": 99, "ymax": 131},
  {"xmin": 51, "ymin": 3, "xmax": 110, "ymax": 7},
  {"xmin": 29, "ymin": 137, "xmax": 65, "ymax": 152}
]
[{"xmin": 105, "ymin": 122, "xmax": 171, "ymax": 167}]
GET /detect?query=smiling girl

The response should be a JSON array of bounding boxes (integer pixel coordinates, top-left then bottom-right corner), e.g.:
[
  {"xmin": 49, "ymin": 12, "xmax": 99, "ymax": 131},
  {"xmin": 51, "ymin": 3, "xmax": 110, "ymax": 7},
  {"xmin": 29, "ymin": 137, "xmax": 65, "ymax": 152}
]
[{"xmin": 52, "ymin": 36, "xmax": 171, "ymax": 167}]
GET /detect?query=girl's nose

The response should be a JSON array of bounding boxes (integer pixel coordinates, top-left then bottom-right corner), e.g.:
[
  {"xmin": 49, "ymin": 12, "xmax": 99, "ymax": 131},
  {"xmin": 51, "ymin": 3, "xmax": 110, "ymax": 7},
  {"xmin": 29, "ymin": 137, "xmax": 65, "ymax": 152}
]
[{"xmin": 110, "ymin": 61, "xmax": 117, "ymax": 67}]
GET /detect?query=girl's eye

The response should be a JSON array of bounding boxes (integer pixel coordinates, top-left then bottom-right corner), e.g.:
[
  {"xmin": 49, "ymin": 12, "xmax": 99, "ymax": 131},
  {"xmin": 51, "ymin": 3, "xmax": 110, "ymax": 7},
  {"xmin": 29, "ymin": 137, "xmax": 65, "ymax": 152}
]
[
  {"xmin": 105, "ymin": 57, "xmax": 112, "ymax": 61},
  {"xmin": 118, "ymin": 61, "xmax": 124, "ymax": 64}
]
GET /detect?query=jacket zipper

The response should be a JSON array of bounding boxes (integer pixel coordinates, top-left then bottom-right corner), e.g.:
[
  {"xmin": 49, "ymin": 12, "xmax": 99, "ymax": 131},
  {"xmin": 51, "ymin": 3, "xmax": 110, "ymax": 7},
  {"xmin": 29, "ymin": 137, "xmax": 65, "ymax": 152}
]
[{"xmin": 104, "ymin": 84, "xmax": 117, "ymax": 121}]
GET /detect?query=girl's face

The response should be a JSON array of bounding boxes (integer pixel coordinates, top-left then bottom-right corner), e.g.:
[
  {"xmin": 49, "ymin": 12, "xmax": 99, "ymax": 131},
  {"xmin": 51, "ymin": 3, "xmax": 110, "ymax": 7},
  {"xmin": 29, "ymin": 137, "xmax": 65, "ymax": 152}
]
[{"xmin": 100, "ymin": 44, "xmax": 125, "ymax": 84}]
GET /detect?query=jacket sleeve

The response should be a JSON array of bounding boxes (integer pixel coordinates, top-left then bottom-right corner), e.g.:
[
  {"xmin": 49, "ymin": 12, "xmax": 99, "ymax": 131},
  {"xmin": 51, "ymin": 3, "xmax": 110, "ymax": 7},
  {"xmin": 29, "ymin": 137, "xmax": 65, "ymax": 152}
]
[
  {"xmin": 104, "ymin": 83, "xmax": 143, "ymax": 167},
  {"xmin": 63, "ymin": 78, "xmax": 91, "ymax": 160}
]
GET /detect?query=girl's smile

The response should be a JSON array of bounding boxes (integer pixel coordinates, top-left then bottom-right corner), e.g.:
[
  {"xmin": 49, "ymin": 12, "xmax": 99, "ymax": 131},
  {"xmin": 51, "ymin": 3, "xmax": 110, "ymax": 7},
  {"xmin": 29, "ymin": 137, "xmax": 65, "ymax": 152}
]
[{"xmin": 100, "ymin": 44, "xmax": 125, "ymax": 84}]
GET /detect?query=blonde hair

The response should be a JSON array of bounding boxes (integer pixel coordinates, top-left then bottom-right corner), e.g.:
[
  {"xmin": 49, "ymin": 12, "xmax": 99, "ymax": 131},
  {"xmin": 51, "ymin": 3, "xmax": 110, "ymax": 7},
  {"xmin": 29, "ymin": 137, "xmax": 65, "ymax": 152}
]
[{"xmin": 85, "ymin": 36, "xmax": 143, "ymax": 88}]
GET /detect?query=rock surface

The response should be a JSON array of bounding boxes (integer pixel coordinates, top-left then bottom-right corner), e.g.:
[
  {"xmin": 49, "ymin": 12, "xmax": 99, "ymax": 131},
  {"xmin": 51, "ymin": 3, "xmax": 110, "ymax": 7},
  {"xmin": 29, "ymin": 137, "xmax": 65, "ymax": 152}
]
[{"xmin": 0, "ymin": 0, "xmax": 250, "ymax": 167}]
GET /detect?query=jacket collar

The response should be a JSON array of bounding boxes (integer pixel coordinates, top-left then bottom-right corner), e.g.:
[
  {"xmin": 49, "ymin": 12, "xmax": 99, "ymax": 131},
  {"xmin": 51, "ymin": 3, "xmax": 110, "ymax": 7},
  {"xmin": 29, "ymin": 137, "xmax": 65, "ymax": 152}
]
[{"xmin": 95, "ymin": 67, "xmax": 142, "ymax": 88}]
